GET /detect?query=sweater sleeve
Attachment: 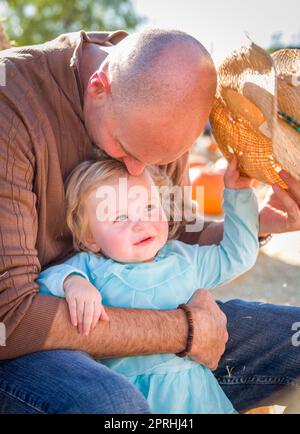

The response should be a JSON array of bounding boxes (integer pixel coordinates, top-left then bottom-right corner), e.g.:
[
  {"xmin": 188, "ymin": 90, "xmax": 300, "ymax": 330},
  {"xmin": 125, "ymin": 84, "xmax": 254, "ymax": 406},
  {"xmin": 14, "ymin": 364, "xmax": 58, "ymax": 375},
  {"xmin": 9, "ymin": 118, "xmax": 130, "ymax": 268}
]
[
  {"xmin": 0, "ymin": 99, "xmax": 60, "ymax": 360},
  {"xmin": 192, "ymin": 188, "xmax": 259, "ymax": 289}
]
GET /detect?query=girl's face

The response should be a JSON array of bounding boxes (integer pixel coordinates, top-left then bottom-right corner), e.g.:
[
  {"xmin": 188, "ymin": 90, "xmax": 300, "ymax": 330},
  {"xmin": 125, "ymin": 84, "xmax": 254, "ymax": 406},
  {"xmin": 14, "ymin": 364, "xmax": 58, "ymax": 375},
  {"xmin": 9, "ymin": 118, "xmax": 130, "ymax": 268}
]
[{"xmin": 84, "ymin": 170, "xmax": 169, "ymax": 263}]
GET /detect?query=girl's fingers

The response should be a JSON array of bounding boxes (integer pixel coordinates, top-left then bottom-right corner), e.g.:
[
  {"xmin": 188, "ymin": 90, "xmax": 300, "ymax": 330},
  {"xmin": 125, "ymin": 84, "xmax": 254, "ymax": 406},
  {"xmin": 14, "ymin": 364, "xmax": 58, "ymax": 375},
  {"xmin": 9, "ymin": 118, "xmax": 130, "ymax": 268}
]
[
  {"xmin": 76, "ymin": 299, "xmax": 85, "ymax": 334},
  {"xmin": 225, "ymin": 155, "xmax": 238, "ymax": 180},
  {"xmin": 238, "ymin": 176, "xmax": 253, "ymax": 188},
  {"xmin": 228, "ymin": 154, "xmax": 237, "ymax": 171},
  {"xmin": 100, "ymin": 305, "xmax": 109, "ymax": 322},
  {"xmin": 68, "ymin": 297, "xmax": 78, "ymax": 327},
  {"xmin": 91, "ymin": 301, "xmax": 102, "ymax": 330},
  {"xmin": 91, "ymin": 303, "xmax": 109, "ymax": 331},
  {"xmin": 82, "ymin": 301, "xmax": 94, "ymax": 335}
]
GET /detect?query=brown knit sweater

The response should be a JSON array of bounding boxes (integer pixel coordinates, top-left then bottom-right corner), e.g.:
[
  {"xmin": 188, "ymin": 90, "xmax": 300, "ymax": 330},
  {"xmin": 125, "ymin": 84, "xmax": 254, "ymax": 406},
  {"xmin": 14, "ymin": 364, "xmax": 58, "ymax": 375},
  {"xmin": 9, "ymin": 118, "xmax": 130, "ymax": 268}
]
[{"xmin": 0, "ymin": 30, "xmax": 190, "ymax": 360}]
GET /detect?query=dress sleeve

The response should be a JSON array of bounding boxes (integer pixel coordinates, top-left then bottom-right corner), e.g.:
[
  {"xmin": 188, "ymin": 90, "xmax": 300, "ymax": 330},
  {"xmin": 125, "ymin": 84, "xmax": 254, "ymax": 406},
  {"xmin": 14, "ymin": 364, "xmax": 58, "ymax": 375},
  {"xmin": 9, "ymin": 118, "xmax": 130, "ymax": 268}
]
[
  {"xmin": 192, "ymin": 188, "xmax": 259, "ymax": 289},
  {"xmin": 37, "ymin": 252, "xmax": 91, "ymax": 298}
]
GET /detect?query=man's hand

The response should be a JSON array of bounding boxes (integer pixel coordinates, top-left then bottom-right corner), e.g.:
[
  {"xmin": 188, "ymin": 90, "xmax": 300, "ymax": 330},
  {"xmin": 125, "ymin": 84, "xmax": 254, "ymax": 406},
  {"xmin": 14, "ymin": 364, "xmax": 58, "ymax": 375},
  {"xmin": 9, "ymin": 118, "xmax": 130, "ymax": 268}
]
[
  {"xmin": 259, "ymin": 170, "xmax": 300, "ymax": 236},
  {"xmin": 187, "ymin": 289, "xmax": 228, "ymax": 370},
  {"xmin": 64, "ymin": 274, "xmax": 109, "ymax": 335}
]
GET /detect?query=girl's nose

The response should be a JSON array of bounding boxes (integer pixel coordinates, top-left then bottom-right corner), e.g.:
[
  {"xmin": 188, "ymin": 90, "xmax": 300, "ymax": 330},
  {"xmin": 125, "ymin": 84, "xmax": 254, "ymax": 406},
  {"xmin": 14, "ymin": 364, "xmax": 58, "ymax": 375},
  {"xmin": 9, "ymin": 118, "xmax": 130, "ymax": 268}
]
[{"xmin": 132, "ymin": 219, "xmax": 148, "ymax": 232}]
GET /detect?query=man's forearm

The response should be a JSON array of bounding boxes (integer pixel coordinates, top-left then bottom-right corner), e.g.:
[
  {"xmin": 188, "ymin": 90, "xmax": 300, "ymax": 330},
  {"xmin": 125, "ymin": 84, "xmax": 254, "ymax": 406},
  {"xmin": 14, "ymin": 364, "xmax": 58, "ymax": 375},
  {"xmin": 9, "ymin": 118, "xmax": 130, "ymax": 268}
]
[
  {"xmin": 45, "ymin": 301, "xmax": 189, "ymax": 359},
  {"xmin": 0, "ymin": 295, "xmax": 188, "ymax": 360},
  {"xmin": 179, "ymin": 220, "xmax": 224, "ymax": 246}
]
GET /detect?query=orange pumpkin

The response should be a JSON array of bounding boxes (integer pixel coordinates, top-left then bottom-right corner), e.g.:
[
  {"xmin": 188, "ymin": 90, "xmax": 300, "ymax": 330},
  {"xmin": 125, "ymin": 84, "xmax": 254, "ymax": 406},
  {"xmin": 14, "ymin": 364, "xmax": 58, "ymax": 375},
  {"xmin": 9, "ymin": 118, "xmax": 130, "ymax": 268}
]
[
  {"xmin": 191, "ymin": 166, "xmax": 225, "ymax": 216},
  {"xmin": 208, "ymin": 141, "xmax": 219, "ymax": 154}
]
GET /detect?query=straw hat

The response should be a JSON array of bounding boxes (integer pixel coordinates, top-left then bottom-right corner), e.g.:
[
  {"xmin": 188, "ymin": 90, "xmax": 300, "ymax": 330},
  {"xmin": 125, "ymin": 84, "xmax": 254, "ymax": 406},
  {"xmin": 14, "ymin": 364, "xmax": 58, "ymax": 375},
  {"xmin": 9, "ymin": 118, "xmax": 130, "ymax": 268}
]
[{"xmin": 210, "ymin": 43, "xmax": 300, "ymax": 187}]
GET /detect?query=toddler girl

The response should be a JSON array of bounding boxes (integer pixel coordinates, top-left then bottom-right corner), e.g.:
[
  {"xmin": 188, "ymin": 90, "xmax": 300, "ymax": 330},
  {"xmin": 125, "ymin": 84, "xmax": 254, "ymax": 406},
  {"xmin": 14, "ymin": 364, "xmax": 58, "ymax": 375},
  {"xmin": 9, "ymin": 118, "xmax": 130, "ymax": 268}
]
[{"xmin": 38, "ymin": 155, "xmax": 259, "ymax": 414}]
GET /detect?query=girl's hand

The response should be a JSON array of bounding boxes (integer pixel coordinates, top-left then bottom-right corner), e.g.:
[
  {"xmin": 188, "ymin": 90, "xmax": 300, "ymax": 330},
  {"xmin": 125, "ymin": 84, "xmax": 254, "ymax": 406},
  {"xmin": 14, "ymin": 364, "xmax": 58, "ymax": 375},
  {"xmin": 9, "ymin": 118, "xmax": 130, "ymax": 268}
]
[
  {"xmin": 224, "ymin": 154, "xmax": 254, "ymax": 189},
  {"xmin": 64, "ymin": 275, "xmax": 109, "ymax": 335}
]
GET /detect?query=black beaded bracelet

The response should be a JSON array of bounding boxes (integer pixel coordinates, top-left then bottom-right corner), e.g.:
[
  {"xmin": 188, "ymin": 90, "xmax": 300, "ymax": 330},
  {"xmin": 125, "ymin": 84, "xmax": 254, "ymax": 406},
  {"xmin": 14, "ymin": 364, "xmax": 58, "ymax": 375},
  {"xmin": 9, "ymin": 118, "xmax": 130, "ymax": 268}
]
[{"xmin": 176, "ymin": 304, "xmax": 194, "ymax": 358}]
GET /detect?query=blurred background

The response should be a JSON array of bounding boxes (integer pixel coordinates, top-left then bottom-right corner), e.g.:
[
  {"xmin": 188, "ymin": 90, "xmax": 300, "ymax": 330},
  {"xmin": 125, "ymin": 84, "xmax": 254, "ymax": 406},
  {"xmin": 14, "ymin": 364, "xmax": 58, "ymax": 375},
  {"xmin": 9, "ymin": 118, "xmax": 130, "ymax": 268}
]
[
  {"xmin": 1, "ymin": 0, "xmax": 299, "ymax": 58},
  {"xmin": 0, "ymin": 0, "xmax": 300, "ymax": 307}
]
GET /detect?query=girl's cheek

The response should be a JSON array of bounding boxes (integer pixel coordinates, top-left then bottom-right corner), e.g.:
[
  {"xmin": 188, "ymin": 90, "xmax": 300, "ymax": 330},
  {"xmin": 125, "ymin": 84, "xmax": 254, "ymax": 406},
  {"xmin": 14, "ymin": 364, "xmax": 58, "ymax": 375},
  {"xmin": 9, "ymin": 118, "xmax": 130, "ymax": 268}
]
[
  {"xmin": 111, "ymin": 226, "xmax": 129, "ymax": 249},
  {"xmin": 155, "ymin": 219, "xmax": 169, "ymax": 238}
]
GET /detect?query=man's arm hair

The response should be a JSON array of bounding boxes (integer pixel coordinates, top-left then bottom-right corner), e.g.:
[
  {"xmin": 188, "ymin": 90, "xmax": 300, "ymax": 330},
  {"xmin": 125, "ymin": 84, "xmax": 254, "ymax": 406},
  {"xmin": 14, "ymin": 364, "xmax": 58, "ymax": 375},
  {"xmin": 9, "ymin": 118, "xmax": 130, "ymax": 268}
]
[{"xmin": 0, "ymin": 297, "xmax": 188, "ymax": 360}]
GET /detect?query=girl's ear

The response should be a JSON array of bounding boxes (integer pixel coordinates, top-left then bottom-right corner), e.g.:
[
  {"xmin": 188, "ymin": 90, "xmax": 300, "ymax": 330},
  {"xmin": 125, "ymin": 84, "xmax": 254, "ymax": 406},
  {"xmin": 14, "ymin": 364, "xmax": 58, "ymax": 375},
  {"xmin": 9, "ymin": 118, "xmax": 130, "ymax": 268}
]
[{"xmin": 82, "ymin": 237, "xmax": 101, "ymax": 254}]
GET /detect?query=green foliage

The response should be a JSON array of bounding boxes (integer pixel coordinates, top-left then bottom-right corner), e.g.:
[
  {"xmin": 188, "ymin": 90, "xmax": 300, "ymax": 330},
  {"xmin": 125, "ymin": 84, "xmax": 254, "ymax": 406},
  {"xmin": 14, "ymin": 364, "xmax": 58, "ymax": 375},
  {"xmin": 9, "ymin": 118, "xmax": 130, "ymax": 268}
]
[{"xmin": 3, "ymin": 0, "xmax": 144, "ymax": 46}]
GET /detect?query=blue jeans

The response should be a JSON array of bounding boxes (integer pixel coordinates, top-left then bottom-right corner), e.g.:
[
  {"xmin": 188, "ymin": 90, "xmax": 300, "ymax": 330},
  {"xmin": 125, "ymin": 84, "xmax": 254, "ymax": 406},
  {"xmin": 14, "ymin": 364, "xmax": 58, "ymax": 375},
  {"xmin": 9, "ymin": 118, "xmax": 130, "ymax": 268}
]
[
  {"xmin": 215, "ymin": 299, "xmax": 300, "ymax": 413},
  {"xmin": 0, "ymin": 299, "xmax": 300, "ymax": 413},
  {"xmin": 0, "ymin": 350, "xmax": 150, "ymax": 414}
]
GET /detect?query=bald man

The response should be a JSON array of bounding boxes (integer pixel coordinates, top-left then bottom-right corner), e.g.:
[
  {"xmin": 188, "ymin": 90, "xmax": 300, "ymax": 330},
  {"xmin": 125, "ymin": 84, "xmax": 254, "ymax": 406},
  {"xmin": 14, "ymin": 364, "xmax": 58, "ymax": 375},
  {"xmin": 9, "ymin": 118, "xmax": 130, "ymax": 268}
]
[{"xmin": 1, "ymin": 28, "xmax": 300, "ymax": 414}]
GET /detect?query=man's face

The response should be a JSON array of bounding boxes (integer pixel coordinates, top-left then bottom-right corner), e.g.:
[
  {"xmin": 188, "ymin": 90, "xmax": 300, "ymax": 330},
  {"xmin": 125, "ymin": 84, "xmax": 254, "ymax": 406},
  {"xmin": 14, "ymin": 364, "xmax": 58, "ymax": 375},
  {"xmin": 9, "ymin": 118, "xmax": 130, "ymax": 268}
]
[{"xmin": 86, "ymin": 99, "xmax": 205, "ymax": 176}]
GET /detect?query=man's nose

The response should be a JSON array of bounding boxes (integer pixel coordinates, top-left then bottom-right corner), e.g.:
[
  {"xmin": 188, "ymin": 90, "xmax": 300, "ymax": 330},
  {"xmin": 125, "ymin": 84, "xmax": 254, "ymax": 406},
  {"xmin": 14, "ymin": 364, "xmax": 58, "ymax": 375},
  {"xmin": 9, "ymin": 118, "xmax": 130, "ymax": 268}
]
[{"xmin": 123, "ymin": 156, "xmax": 145, "ymax": 176}]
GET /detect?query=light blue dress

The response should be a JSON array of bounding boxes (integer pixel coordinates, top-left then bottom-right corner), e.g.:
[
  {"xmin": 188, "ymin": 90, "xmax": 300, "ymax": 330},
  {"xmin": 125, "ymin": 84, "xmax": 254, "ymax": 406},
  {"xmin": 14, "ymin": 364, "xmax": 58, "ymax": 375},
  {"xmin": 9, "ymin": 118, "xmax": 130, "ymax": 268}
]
[{"xmin": 38, "ymin": 188, "xmax": 259, "ymax": 414}]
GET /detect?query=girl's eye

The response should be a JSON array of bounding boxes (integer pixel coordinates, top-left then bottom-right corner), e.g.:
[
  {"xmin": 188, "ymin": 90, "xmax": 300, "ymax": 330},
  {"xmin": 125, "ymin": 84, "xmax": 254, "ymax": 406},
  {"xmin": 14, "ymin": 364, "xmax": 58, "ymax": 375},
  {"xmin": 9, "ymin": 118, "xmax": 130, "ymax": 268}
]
[{"xmin": 115, "ymin": 214, "xmax": 128, "ymax": 223}]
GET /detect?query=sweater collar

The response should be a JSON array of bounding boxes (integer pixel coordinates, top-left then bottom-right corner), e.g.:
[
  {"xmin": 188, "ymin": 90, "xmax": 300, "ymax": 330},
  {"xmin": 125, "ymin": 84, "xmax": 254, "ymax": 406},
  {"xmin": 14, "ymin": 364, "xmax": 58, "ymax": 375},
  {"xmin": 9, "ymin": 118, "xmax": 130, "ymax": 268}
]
[{"xmin": 69, "ymin": 30, "xmax": 128, "ymax": 108}]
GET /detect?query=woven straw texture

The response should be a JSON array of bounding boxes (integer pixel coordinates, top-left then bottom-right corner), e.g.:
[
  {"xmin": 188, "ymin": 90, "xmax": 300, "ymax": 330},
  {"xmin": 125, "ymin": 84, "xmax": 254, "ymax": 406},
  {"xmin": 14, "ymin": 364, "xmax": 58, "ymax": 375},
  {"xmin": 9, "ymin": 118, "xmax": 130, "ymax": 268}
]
[{"xmin": 210, "ymin": 43, "xmax": 300, "ymax": 187}]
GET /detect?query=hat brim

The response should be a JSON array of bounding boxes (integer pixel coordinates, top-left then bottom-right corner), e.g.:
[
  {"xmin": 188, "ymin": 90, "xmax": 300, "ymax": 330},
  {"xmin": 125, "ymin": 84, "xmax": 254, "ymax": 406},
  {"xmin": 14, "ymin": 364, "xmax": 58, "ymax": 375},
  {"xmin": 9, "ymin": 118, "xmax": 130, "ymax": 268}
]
[{"xmin": 210, "ymin": 42, "xmax": 300, "ymax": 186}]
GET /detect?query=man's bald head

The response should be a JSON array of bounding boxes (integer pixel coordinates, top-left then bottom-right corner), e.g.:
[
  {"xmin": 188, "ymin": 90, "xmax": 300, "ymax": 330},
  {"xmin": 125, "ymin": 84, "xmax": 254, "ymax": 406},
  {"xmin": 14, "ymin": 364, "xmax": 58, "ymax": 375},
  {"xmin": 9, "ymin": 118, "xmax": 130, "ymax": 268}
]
[
  {"xmin": 106, "ymin": 28, "xmax": 216, "ymax": 117},
  {"xmin": 83, "ymin": 28, "xmax": 217, "ymax": 175}
]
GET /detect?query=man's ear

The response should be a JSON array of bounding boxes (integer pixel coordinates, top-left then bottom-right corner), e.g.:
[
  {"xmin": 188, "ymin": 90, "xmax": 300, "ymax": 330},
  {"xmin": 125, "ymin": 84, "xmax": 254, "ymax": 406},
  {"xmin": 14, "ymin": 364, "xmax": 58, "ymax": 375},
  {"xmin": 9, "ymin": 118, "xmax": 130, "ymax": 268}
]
[{"xmin": 87, "ymin": 70, "xmax": 111, "ymax": 97}]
